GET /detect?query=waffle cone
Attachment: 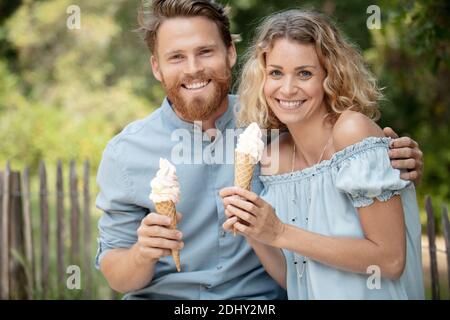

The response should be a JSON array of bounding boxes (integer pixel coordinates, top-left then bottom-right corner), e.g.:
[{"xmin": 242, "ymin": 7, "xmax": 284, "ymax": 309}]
[
  {"xmin": 233, "ymin": 151, "xmax": 256, "ymax": 235},
  {"xmin": 234, "ymin": 151, "xmax": 256, "ymax": 190},
  {"xmin": 155, "ymin": 200, "xmax": 181, "ymax": 272}
]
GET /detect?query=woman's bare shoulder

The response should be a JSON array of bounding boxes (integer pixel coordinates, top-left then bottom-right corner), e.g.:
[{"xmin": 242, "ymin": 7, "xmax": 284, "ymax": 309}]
[{"xmin": 332, "ymin": 110, "xmax": 384, "ymax": 152}]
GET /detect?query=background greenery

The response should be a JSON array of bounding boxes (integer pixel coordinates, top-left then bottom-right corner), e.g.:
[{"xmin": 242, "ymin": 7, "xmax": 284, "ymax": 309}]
[{"xmin": 0, "ymin": 0, "xmax": 448, "ymax": 299}]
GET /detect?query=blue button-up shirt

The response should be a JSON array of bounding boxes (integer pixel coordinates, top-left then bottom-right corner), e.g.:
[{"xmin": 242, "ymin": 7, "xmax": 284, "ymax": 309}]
[{"xmin": 95, "ymin": 95, "xmax": 287, "ymax": 299}]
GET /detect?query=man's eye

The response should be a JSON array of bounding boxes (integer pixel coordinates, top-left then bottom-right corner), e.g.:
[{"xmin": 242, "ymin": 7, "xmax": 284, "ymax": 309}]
[
  {"xmin": 200, "ymin": 49, "xmax": 212, "ymax": 55},
  {"xmin": 170, "ymin": 55, "xmax": 183, "ymax": 61}
]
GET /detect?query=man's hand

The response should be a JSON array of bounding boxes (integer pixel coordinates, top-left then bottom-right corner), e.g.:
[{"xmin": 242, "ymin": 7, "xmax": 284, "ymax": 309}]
[
  {"xmin": 99, "ymin": 211, "xmax": 183, "ymax": 293},
  {"xmin": 383, "ymin": 127, "xmax": 424, "ymax": 185},
  {"xmin": 133, "ymin": 212, "xmax": 184, "ymax": 266}
]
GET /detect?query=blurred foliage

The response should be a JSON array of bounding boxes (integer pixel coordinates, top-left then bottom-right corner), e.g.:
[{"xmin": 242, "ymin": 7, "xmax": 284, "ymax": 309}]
[
  {"xmin": 368, "ymin": 0, "xmax": 450, "ymax": 229},
  {"xmin": 0, "ymin": 0, "xmax": 448, "ymax": 222}
]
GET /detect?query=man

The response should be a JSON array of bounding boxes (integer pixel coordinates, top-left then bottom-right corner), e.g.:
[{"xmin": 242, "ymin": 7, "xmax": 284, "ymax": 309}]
[{"xmin": 95, "ymin": 0, "xmax": 424, "ymax": 299}]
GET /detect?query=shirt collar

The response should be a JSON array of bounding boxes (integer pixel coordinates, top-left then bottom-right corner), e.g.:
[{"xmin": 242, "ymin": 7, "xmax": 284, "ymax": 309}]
[{"xmin": 160, "ymin": 95, "xmax": 237, "ymax": 132}]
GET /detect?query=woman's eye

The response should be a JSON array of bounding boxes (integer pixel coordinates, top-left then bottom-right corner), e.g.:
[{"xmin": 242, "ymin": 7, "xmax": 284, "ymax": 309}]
[
  {"xmin": 299, "ymin": 70, "xmax": 312, "ymax": 78},
  {"xmin": 269, "ymin": 70, "xmax": 282, "ymax": 77}
]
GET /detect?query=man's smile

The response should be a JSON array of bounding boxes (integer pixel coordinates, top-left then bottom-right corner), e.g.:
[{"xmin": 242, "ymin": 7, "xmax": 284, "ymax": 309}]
[{"xmin": 181, "ymin": 80, "xmax": 211, "ymax": 91}]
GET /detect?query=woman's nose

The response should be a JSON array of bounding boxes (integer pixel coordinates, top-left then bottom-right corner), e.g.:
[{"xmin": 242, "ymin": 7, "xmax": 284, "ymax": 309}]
[{"xmin": 280, "ymin": 77, "xmax": 298, "ymax": 96}]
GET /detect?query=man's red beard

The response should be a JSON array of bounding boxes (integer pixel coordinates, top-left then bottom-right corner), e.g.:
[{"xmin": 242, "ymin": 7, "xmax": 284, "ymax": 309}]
[{"xmin": 161, "ymin": 66, "xmax": 231, "ymax": 122}]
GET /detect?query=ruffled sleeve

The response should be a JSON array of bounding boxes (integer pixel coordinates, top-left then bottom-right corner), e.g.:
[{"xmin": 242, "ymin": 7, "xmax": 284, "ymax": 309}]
[{"xmin": 335, "ymin": 137, "xmax": 412, "ymax": 208}]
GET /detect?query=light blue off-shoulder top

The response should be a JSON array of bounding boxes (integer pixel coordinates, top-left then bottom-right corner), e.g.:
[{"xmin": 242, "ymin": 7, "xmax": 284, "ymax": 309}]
[{"xmin": 259, "ymin": 137, "xmax": 424, "ymax": 300}]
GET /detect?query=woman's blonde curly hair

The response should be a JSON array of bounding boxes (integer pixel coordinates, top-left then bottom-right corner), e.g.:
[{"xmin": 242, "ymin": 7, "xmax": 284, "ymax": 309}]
[{"xmin": 237, "ymin": 9, "xmax": 382, "ymax": 130}]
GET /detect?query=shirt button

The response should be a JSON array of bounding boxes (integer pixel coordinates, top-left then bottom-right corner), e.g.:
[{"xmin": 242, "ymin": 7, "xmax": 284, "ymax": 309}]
[
  {"xmin": 216, "ymin": 265, "xmax": 223, "ymax": 270},
  {"xmin": 204, "ymin": 284, "xmax": 212, "ymax": 289},
  {"xmin": 221, "ymin": 231, "xmax": 226, "ymax": 237}
]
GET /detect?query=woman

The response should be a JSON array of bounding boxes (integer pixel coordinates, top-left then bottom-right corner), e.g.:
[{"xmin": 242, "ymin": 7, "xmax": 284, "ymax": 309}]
[{"xmin": 220, "ymin": 10, "xmax": 424, "ymax": 299}]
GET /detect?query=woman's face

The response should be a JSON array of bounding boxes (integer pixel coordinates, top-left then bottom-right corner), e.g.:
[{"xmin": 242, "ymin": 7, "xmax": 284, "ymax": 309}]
[{"xmin": 263, "ymin": 38, "xmax": 327, "ymax": 126}]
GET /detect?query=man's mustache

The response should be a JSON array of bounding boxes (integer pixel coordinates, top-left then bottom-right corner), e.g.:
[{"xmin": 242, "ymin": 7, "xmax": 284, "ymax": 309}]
[{"xmin": 173, "ymin": 69, "xmax": 231, "ymax": 88}]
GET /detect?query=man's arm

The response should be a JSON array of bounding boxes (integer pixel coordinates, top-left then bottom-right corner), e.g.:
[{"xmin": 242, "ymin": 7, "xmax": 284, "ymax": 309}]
[
  {"xmin": 95, "ymin": 143, "xmax": 183, "ymax": 293},
  {"xmin": 383, "ymin": 127, "xmax": 424, "ymax": 185},
  {"xmin": 100, "ymin": 212, "xmax": 183, "ymax": 293}
]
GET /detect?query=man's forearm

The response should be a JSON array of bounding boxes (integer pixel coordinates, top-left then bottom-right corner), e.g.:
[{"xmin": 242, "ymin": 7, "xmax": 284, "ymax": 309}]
[{"xmin": 100, "ymin": 244, "xmax": 157, "ymax": 293}]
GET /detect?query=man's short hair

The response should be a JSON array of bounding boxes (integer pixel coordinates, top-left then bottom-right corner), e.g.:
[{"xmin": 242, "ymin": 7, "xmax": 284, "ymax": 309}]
[{"xmin": 137, "ymin": 0, "xmax": 238, "ymax": 54}]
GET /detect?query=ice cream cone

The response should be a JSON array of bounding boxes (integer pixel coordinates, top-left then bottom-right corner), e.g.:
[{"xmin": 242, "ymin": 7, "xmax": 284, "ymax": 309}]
[
  {"xmin": 155, "ymin": 200, "xmax": 181, "ymax": 272},
  {"xmin": 233, "ymin": 151, "xmax": 257, "ymax": 235},
  {"xmin": 234, "ymin": 151, "xmax": 256, "ymax": 190},
  {"xmin": 150, "ymin": 158, "xmax": 181, "ymax": 272}
]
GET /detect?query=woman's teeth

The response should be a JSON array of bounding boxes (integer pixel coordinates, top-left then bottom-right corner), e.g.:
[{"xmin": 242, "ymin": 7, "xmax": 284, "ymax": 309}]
[
  {"xmin": 277, "ymin": 99, "xmax": 305, "ymax": 109},
  {"xmin": 184, "ymin": 81, "xmax": 209, "ymax": 90}
]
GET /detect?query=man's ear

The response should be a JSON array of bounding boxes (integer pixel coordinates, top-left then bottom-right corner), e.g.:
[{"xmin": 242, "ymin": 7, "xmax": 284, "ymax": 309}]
[
  {"xmin": 227, "ymin": 43, "xmax": 237, "ymax": 69},
  {"xmin": 150, "ymin": 55, "xmax": 162, "ymax": 82}
]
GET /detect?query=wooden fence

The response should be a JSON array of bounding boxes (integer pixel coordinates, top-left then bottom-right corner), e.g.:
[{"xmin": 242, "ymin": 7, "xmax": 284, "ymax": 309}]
[
  {"xmin": 425, "ymin": 196, "xmax": 450, "ymax": 300},
  {"xmin": 0, "ymin": 162, "xmax": 449, "ymax": 299},
  {"xmin": 0, "ymin": 160, "xmax": 111, "ymax": 299}
]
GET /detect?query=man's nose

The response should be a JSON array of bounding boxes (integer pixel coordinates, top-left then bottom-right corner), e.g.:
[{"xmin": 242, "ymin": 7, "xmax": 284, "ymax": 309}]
[{"xmin": 185, "ymin": 56, "xmax": 204, "ymax": 75}]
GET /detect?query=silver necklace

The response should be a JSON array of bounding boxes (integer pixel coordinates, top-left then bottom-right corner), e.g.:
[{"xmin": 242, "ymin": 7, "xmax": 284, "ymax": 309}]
[
  {"xmin": 291, "ymin": 135, "xmax": 332, "ymax": 173},
  {"xmin": 291, "ymin": 135, "xmax": 332, "ymax": 280}
]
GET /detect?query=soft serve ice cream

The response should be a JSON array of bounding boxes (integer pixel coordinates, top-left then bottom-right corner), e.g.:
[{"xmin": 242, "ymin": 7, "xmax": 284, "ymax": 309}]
[
  {"xmin": 235, "ymin": 122, "xmax": 264, "ymax": 164},
  {"xmin": 149, "ymin": 158, "xmax": 180, "ymax": 204}
]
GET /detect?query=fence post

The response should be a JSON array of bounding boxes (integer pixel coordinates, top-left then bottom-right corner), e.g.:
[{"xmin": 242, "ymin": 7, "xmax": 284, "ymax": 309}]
[
  {"xmin": 83, "ymin": 160, "xmax": 92, "ymax": 298},
  {"xmin": 70, "ymin": 160, "xmax": 80, "ymax": 267},
  {"xmin": 441, "ymin": 206, "xmax": 450, "ymax": 300},
  {"xmin": 425, "ymin": 195, "xmax": 440, "ymax": 300},
  {"xmin": 56, "ymin": 160, "xmax": 65, "ymax": 298},
  {"xmin": 9, "ymin": 171, "xmax": 27, "ymax": 299},
  {"xmin": 22, "ymin": 167, "xmax": 35, "ymax": 299},
  {"xmin": 40, "ymin": 161, "xmax": 50, "ymax": 299},
  {"xmin": 1, "ymin": 163, "xmax": 11, "ymax": 299}
]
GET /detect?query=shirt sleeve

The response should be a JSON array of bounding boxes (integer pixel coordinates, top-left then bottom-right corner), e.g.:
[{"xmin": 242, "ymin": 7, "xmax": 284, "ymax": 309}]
[
  {"xmin": 335, "ymin": 141, "xmax": 412, "ymax": 208},
  {"xmin": 94, "ymin": 142, "xmax": 147, "ymax": 269}
]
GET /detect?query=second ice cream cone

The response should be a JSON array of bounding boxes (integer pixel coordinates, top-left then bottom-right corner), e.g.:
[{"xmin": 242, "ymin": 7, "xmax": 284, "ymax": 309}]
[
  {"xmin": 234, "ymin": 151, "xmax": 256, "ymax": 190},
  {"xmin": 155, "ymin": 200, "xmax": 181, "ymax": 272},
  {"xmin": 233, "ymin": 151, "xmax": 256, "ymax": 235},
  {"xmin": 232, "ymin": 123, "xmax": 264, "ymax": 236}
]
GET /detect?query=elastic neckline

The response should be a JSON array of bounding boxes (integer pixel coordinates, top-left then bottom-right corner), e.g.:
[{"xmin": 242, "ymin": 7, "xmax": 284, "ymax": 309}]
[{"xmin": 260, "ymin": 136, "xmax": 391, "ymax": 184}]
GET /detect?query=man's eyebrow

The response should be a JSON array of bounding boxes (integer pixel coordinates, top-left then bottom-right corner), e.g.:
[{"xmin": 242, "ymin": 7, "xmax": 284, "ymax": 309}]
[
  {"xmin": 268, "ymin": 64, "xmax": 317, "ymax": 69},
  {"xmin": 163, "ymin": 44, "xmax": 217, "ymax": 58},
  {"xmin": 198, "ymin": 44, "xmax": 217, "ymax": 50},
  {"xmin": 164, "ymin": 50, "xmax": 184, "ymax": 58}
]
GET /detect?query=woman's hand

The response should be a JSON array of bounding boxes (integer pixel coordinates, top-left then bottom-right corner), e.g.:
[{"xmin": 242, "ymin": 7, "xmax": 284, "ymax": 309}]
[{"xmin": 219, "ymin": 186, "xmax": 286, "ymax": 247}]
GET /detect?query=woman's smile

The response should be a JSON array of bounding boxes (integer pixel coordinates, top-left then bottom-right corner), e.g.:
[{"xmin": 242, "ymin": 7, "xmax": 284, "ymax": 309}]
[{"xmin": 274, "ymin": 98, "xmax": 308, "ymax": 110}]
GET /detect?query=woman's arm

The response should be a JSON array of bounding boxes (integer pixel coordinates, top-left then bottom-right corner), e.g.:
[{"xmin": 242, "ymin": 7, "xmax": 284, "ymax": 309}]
[
  {"xmin": 221, "ymin": 188, "xmax": 406, "ymax": 280},
  {"xmin": 223, "ymin": 216, "xmax": 287, "ymax": 289},
  {"xmin": 277, "ymin": 197, "xmax": 406, "ymax": 279}
]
